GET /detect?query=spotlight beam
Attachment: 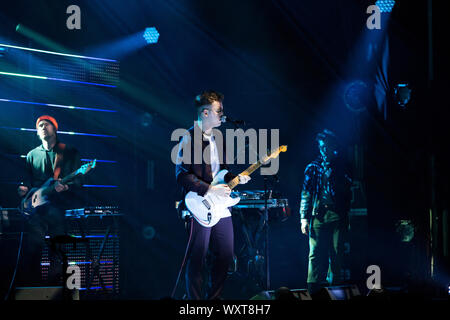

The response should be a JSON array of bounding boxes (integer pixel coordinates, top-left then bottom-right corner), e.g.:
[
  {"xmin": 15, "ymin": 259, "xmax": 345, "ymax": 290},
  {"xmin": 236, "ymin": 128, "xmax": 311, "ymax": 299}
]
[{"xmin": 0, "ymin": 98, "xmax": 116, "ymax": 113}]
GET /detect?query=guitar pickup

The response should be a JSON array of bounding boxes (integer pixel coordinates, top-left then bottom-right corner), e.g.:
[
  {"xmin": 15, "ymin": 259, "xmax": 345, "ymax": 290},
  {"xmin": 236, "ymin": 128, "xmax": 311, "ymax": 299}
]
[{"xmin": 202, "ymin": 199, "xmax": 211, "ymax": 210}]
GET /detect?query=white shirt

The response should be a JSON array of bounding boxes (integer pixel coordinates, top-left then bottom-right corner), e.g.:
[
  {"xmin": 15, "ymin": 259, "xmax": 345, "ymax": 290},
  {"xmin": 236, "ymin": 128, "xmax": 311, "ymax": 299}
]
[
  {"xmin": 203, "ymin": 132, "xmax": 220, "ymax": 178},
  {"xmin": 204, "ymin": 132, "xmax": 231, "ymax": 219}
]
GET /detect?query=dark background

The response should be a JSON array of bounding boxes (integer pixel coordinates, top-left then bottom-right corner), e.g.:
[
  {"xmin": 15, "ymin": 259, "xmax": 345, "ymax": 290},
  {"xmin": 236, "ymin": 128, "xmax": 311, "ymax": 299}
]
[{"xmin": 1, "ymin": 0, "xmax": 449, "ymax": 299}]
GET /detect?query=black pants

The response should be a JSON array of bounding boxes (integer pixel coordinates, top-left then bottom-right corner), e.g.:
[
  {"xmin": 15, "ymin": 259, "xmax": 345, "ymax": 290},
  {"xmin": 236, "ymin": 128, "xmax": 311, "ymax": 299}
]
[
  {"xmin": 185, "ymin": 217, "xmax": 234, "ymax": 300},
  {"xmin": 17, "ymin": 204, "xmax": 66, "ymax": 287}
]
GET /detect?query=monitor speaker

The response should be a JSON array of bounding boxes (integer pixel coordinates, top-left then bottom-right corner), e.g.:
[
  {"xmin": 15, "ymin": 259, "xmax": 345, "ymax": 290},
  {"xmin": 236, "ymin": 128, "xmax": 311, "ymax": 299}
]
[
  {"xmin": 14, "ymin": 286, "xmax": 79, "ymax": 300},
  {"xmin": 250, "ymin": 287, "xmax": 312, "ymax": 300},
  {"xmin": 317, "ymin": 284, "xmax": 361, "ymax": 300}
]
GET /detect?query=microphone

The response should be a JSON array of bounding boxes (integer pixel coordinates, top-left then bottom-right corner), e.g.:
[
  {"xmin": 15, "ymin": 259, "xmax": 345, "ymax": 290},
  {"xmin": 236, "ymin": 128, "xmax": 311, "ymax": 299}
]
[{"xmin": 220, "ymin": 115, "xmax": 246, "ymax": 126}]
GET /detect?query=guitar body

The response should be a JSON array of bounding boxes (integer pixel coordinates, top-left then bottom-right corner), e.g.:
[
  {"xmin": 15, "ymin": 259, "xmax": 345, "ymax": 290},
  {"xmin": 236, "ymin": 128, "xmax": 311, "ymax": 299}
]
[
  {"xmin": 185, "ymin": 170, "xmax": 241, "ymax": 228},
  {"xmin": 18, "ymin": 159, "xmax": 97, "ymax": 217},
  {"xmin": 20, "ymin": 178, "xmax": 56, "ymax": 216},
  {"xmin": 183, "ymin": 145, "xmax": 287, "ymax": 228}
]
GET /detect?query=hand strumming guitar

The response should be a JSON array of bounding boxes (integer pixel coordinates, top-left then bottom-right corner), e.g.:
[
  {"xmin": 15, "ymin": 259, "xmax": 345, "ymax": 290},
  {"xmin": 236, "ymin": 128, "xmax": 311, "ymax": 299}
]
[{"xmin": 207, "ymin": 184, "xmax": 231, "ymax": 197}]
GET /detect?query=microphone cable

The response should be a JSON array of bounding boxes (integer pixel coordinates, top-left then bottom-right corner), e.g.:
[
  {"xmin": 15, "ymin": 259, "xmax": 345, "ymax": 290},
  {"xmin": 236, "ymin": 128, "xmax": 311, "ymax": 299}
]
[{"xmin": 171, "ymin": 217, "xmax": 194, "ymax": 299}]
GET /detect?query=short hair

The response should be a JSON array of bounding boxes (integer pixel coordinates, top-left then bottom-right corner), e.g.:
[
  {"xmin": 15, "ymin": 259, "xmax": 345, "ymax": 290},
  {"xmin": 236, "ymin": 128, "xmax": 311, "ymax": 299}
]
[{"xmin": 194, "ymin": 90, "xmax": 224, "ymax": 109}]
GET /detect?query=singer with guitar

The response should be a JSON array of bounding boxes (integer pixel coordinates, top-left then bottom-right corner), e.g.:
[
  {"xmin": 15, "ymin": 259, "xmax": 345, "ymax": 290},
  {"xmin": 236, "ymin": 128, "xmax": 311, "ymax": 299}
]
[
  {"xmin": 175, "ymin": 91, "xmax": 251, "ymax": 300},
  {"xmin": 16, "ymin": 115, "xmax": 84, "ymax": 286}
]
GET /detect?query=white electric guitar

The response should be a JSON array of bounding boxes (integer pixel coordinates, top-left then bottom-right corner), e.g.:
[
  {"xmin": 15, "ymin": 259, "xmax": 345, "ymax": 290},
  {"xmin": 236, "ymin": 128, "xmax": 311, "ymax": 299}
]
[{"xmin": 185, "ymin": 145, "xmax": 287, "ymax": 227}]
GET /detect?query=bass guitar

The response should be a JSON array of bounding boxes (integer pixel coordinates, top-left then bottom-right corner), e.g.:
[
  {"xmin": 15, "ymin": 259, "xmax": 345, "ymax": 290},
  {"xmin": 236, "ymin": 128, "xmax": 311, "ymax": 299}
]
[{"xmin": 19, "ymin": 160, "xmax": 96, "ymax": 216}]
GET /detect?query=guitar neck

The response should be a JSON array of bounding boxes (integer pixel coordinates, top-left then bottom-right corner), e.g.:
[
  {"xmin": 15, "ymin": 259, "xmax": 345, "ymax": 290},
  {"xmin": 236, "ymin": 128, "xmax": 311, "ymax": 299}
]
[
  {"xmin": 226, "ymin": 145, "xmax": 286, "ymax": 190},
  {"xmin": 60, "ymin": 171, "xmax": 78, "ymax": 185},
  {"xmin": 228, "ymin": 160, "xmax": 262, "ymax": 190}
]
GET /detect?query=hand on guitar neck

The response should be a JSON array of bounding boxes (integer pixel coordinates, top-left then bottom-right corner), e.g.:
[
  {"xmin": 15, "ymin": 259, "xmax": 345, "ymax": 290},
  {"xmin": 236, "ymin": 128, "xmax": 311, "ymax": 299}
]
[{"xmin": 54, "ymin": 179, "xmax": 69, "ymax": 193}]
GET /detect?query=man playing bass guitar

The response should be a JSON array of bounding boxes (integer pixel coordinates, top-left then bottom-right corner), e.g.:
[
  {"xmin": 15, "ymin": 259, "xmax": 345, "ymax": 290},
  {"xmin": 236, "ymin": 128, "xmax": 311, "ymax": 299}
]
[{"xmin": 17, "ymin": 115, "xmax": 83, "ymax": 286}]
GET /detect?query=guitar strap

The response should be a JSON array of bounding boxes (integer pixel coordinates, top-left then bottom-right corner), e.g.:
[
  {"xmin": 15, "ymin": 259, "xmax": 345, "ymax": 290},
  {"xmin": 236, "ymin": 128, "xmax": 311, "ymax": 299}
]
[{"xmin": 53, "ymin": 142, "xmax": 66, "ymax": 179}]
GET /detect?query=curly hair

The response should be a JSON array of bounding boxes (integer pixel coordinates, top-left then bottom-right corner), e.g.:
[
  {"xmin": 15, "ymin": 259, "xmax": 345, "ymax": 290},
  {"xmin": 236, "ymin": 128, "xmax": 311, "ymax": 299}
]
[{"xmin": 315, "ymin": 129, "xmax": 338, "ymax": 146}]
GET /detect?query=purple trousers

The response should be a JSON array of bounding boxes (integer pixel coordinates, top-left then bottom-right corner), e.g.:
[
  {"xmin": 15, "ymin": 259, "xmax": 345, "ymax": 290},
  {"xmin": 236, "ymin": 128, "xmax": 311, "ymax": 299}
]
[{"xmin": 185, "ymin": 216, "xmax": 234, "ymax": 300}]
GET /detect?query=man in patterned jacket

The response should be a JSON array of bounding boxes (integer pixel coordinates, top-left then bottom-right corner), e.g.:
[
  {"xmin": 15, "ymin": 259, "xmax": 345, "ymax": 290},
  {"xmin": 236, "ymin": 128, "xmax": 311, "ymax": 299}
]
[{"xmin": 299, "ymin": 129, "xmax": 352, "ymax": 294}]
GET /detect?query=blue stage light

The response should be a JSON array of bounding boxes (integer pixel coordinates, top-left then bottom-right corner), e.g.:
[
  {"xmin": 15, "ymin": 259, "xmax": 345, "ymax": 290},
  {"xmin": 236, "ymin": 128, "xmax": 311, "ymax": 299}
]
[
  {"xmin": 343, "ymin": 80, "xmax": 370, "ymax": 113},
  {"xmin": 0, "ymin": 71, "xmax": 117, "ymax": 88},
  {"xmin": 0, "ymin": 98, "xmax": 116, "ymax": 113},
  {"xmin": 0, "ymin": 43, "xmax": 117, "ymax": 62},
  {"xmin": 143, "ymin": 27, "xmax": 160, "ymax": 44},
  {"xmin": 0, "ymin": 126, "xmax": 117, "ymax": 138},
  {"xmin": 82, "ymin": 184, "xmax": 119, "ymax": 188},
  {"xmin": 375, "ymin": 0, "xmax": 395, "ymax": 13},
  {"xmin": 81, "ymin": 159, "xmax": 117, "ymax": 163}
]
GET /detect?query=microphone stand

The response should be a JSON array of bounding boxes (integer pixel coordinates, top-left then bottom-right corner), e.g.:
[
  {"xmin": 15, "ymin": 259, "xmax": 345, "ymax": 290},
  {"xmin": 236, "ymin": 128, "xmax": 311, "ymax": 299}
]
[
  {"xmin": 263, "ymin": 176, "xmax": 270, "ymax": 291},
  {"xmin": 263, "ymin": 174, "xmax": 279, "ymax": 291}
]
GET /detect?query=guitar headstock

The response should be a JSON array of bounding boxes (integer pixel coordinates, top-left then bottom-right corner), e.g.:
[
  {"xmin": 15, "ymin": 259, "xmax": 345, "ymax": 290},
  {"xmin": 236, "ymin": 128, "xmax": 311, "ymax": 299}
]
[
  {"xmin": 77, "ymin": 159, "xmax": 97, "ymax": 176},
  {"xmin": 268, "ymin": 145, "xmax": 287, "ymax": 159}
]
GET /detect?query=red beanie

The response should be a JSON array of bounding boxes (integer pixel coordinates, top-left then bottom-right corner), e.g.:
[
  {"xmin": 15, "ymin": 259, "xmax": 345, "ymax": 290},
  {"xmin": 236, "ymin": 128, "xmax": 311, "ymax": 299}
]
[{"xmin": 36, "ymin": 115, "xmax": 58, "ymax": 131}]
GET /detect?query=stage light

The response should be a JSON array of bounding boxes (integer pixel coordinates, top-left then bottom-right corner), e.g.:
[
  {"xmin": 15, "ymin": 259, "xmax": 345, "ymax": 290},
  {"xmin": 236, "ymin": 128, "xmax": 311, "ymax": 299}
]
[
  {"xmin": 0, "ymin": 98, "xmax": 116, "ymax": 113},
  {"xmin": 343, "ymin": 80, "xmax": 370, "ymax": 113},
  {"xmin": 82, "ymin": 185, "xmax": 119, "ymax": 188},
  {"xmin": 143, "ymin": 27, "xmax": 160, "ymax": 44},
  {"xmin": 5, "ymin": 154, "xmax": 115, "ymax": 164},
  {"xmin": 0, "ymin": 70, "xmax": 116, "ymax": 88},
  {"xmin": 142, "ymin": 225, "xmax": 156, "ymax": 240},
  {"xmin": 375, "ymin": 0, "xmax": 395, "ymax": 13},
  {"xmin": 0, "ymin": 43, "xmax": 117, "ymax": 62},
  {"xmin": 394, "ymin": 83, "xmax": 411, "ymax": 108},
  {"xmin": 395, "ymin": 220, "xmax": 415, "ymax": 242},
  {"xmin": 140, "ymin": 112, "xmax": 154, "ymax": 127},
  {"xmin": 81, "ymin": 159, "xmax": 117, "ymax": 163},
  {"xmin": 0, "ymin": 71, "xmax": 46, "ymax": 80},
  {"xmin": 0, "ymin": 126, "xmax": 117, "ymax": 138}
]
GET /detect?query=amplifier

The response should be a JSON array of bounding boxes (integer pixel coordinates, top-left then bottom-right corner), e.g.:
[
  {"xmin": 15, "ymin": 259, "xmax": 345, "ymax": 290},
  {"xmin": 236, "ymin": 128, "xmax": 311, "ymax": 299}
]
[{"xmin": 14, "ymin": 286, "xmax": 79, "ymax": 300}]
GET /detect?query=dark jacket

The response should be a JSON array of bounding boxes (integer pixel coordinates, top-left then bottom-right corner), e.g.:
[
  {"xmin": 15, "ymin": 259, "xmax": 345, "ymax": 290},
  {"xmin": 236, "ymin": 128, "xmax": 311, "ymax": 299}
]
[
  {"xmin": 175, "ymin": 124, "xmax": 236, "ymax": 199},
  {"xmin": 21, "ymin": 141, "xmax": 83, "ymax": 207},
  {"xmin": 299, "ymin": 157, "xmax": 352, "ymax": 221},
  {"xmin": 23, "ymin": 142, "xmax": 82, "ymax": 189}
]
